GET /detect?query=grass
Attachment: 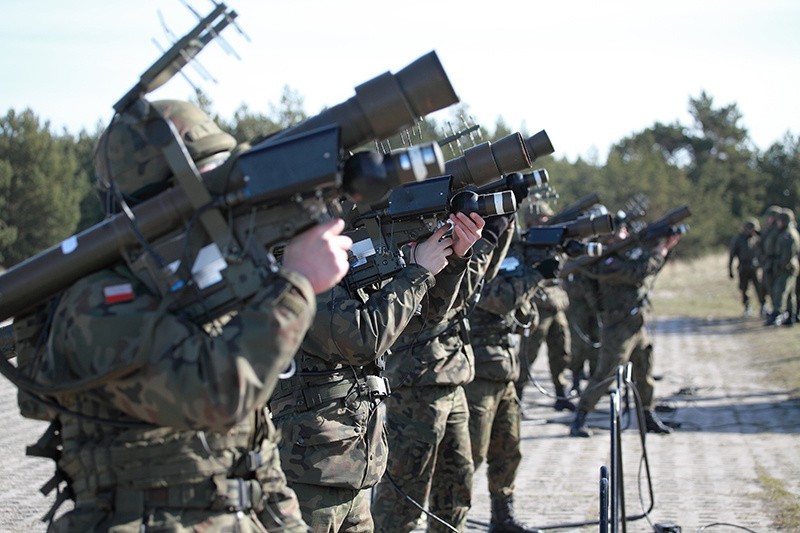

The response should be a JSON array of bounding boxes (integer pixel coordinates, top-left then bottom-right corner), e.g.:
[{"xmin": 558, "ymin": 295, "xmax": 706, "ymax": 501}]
[
  {"xmin": 755, "ymin": 465, "xmax": 800, "ymax": 530},
  {"xmin": 651, "ymin": 251, "xmax": 800, "ymax": 396}
]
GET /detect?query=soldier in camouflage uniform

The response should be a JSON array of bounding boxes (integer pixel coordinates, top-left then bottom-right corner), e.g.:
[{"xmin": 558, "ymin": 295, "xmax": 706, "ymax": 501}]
[
  {"xmin": 768, "ymin": 209, "xmax": 800, "ymax": 326},
  {"xmin": 13, "ymin": 101, "xmax": 353, "ymax": 532},
  {"xmin": 372, "ymin": 215, "xmax": 512, "ymax": 533},
  {"xmin": 464, "ymin": 228, "xmax": 545, "ymax": 532},
  {"xmin": 516, "ymin": 280, "xmax": 574, "ymax": 412},
  {"xmin": 563, "ymin": 270, "xmax": 600, "ymax": 392},
  {"xmin": 728, "ymin": 217, "xmax": 766, "ymax": 317},
  {"xmin": 760, "ymin": 205, "xmax": 782, "ymax": 318},
  {"xmin": 269, "ymin": 214, "xmax": 483, "ymax": 532},
  {"xmin": 569, "ymin": 225, "xmax": 680, "ymax": 437}
]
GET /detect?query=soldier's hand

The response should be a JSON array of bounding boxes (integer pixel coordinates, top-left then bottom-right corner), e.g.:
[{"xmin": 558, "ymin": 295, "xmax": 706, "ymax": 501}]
[
  {"xmin": 729, "ymin": 270, "xmax": 734, "ymax": 279},
  {"xmin": 449, "ymin": 212, "xmax": 485, "ymax": 257},
  {"xmin": 412, "ymin": 225, "xmax": 454, "ymax": 275},
  {"xmin": 283, "ymin": 219, "xmax": 353, "ymax": 294}
]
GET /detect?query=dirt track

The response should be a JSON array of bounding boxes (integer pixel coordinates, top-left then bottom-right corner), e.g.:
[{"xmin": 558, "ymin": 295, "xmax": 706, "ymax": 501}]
[{"xmin": 2, "ymin": 315, "xmax": 799, "ymax": 532}]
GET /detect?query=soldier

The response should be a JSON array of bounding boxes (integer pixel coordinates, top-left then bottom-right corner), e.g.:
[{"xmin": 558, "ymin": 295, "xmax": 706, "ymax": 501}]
[
  {"xmin": 15, "ymin": 101, "xmax": 352, "ymax": 532},
  {"xmin": 464, "ymin": 227, "xmax": 545, "ymax": 532},
  {"xmin": 767, "ymin": 208, "xmax": 800, "ymax": 326},
  {"xmin": 371, "ymin": 215, "xmax": 511, "ymax": 533},
  {"xmin": 569, "ymin": 224, "xmax": 680, "ymax": 438},
  {"xmin": 563, "ymin": 269, "xmax": 600, "ymax": 393},
  {"xmin": 514, "ymin": 202, "xmax": 574, "ymax": 412},
  {"xmin": 728, "ymin": 217, "xmax": 767, "ymax": 317},
  {"xmin": 760, "ymin": 205, "xmax": 782, "ymax": 317},
  {"xmin": 516, "ymin": 279, "xmax": 574, "ymax": 412},
  {"xmin": 269, "ymin": 214, "xmax": 483, "ymax": 532}
]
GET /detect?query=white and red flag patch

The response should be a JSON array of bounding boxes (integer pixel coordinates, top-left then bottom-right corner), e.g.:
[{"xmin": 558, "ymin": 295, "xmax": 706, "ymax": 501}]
[{"xmin": 103, "ymin": 283, "xmax": 135, "ymax": 305}]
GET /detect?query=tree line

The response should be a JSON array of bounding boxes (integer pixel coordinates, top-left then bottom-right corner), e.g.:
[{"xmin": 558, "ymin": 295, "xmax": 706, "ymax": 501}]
[{"xmin": 1, "ymin": 88, "xmax": 797, "ymax": 269}]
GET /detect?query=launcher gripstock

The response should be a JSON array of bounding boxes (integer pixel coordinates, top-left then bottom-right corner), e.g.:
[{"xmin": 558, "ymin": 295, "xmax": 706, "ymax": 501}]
[
  {"xmin": 523, "ymin": 213, "xmax": 614, "ymax": 254},
  {"xmin": 475, "ymin": 169, "xmax": 549, "ymax": 203},
  {"xmin": 343, "ymin": 176, "xmax": 517, "ymax": 292},
  {"xmin": 445, "ymin": 130, "xmax": 553, "ymax": 189},
  {"xmin": 559, "ymin": 205, "xmax": 692, "ymax": 278}
]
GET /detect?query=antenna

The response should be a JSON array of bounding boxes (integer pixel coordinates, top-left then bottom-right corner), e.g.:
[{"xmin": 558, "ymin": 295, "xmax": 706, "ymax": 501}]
[{"xmin": 114, "ymin": 1, "xmax": 247, "ymax": 114}]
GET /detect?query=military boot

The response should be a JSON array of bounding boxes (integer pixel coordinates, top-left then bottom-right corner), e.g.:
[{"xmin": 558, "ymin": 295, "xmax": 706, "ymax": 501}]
[
  {"xmin": 553, "ymin": 384, "xmax": 576, "ymax": 412},
  {"xmin": 569, "ymin": 409, "xmax": 591, "ymax": 438},
  {"xmin": 489, "ymin": 496, "xmax": 542, "ymax": 533},
  {"xmin": 644, "ymin": 410, "xmax": 672, "ymax": 434}
]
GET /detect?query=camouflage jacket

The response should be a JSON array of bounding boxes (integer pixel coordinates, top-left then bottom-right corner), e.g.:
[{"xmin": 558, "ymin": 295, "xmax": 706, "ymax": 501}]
[
  {"xmin": 32, "ymin": 264, "xmax": 315, "ymax": 499},
  {"xmin": 384, "ymin": 220, "xmax": 514, "ymax": 388},
  {"xmin": 532, "ymin": 280, "xmax": 570, "ymax": 313},
  {"xmin": 468, "ymin": 249, "xmax": 544, "ymax": 382},
  {"xmin": 760, "ymin": 223, "xmax": 779, "ymax": 267},
  {"xmin": 775, "ymin": 226, "xmax": 800, "ymax": 276},
  {"xmin": 728, "ymin": 232, "xmax": 762, "ymax": 271},
  {"xmin": 269, "ymin": 264, "xmax": 435, "ymax": 489},
  {"xmin": 591, "ymin": 243, "xmax": 667, "ymax": 326},
  {"xmin": 564, "ymin": 270, "xmax": 600, "ymax": 314}
]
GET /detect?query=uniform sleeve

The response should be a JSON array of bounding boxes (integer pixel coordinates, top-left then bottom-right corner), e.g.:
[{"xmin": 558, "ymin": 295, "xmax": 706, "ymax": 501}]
[
  {"xmin": 300, "ymin": 264, "xmax": 435, "ymax": 366},
  {"xmin": 476, "ymin": 267, "xmax": 544, "ymax": 316},
  {"xmin": 49, "ymin": 267, "xmax": 316, "ymax": 433},
  {"xmin": 593, "ymin": 246, "xmax": 666, "ymax": 286}
]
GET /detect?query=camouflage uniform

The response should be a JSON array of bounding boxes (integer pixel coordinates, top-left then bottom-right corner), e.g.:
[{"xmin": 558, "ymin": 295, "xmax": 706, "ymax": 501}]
[
  {"xmin": 572, "ymin": 241, "xmax": 669, "ymax": 432},
  {"xmin": 728, "ymin": 218, "xmax": 766, "ymax": 315},
  {"xmin": 371, "ymin": 219, "xmax": 513, "ymax": 533},
  {"xmin": 563, "ymin": 271, "xmax": 600, "ymax": 387},
  {"xmin": 760, "ymin": 206, "xmax": 782, "ymax": 311},
  {"xmin": 770, "ymin": 211, "xmax": 800, "ymax": 325},
  {"xmin": 269, "ymin": 264, "xmax": 437, "ymax": 532},
  {"xmin": 463, "ymin": 244, "xmax": 543, "ymax": 528},
  {"xmin": 24, "ymin": 263, "xmax": 315, "ymax": 532},
  {"xmin": 516, "ymin": 281, "xmax": 572, "ymax": 409}
]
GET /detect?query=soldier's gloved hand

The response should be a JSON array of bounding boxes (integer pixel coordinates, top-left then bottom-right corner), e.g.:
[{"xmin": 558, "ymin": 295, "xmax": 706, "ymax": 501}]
[
  {"xmin": 535, "ymin": 257, "xmax": 561, "ymax": 279},
  {"xmin": 283, "ymin": 218, "xmax": 353, "ymax": 294},
  {"xmin": 449, "ymin": 212, "xmax": 485, "ymax": 257},
  {"xmin": 729, "ymin": 269, "xmax": 734, "ymax": 279},
  {"xmin": 412, "ymin": 224, "xmax": 454, "ymax": 275}
]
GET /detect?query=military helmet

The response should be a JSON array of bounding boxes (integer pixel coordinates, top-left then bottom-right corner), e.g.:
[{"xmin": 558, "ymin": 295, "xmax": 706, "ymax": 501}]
[
  {"xmin": 517, "ymin": 198, "xmax": 554, "ymax": 227},
  {"xmin": 94, "ymin": 100, "xmax": 237, "ymax": 203},
  {"xmin": 764, "ymin": 205, "xmax": 782, "ymax": 219},
  {"xmin": 742, "ymin": 216, "xmax": 760, "ymax": 232}
]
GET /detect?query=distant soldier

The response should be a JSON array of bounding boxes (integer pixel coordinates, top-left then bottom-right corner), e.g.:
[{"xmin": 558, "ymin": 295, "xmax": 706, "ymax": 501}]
[
  {"xmin": 515, "ymin": 201, "xmax": 574, "ymax": 412},
  {"xmin": 728, "ymin": 217, "xmax": 767, "ymax": 317},
  {"xmin": 760, "ymin": 205, "xmax": 782, "ymax": 316},
  {"xmin": 767, "ymin": 208, "xmax": 800, "ymax": 326},
  {"xmin": 517, "ymin": 280, "xmax": 574, "ymax": 412}
]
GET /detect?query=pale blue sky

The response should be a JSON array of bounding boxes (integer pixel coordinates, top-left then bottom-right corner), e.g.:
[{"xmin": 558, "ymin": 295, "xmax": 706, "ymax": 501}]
[{"xmin": 1, "ymin": 0, "xmax": 798, "ymax": 161}]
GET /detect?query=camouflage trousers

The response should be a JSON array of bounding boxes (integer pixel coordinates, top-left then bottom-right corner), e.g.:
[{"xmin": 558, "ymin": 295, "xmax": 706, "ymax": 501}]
[
  {"xmin": 290, "ymin": 483, "xmax": 372, "ymax": 533},
  {"xmin": 737, "ymin": 267, "xmax": 765, "ymax": 308},
  {"xmin": 772, "ymin": 271, "xmax": 798, "ymax": 314},
  {"xmin": 577, "ymin": 311, "xmax": 655, "ymax": 413},
  {"xmin": 518, "ymin": 309, "xmax": 571, "ymax": 393},
  {"xmin": 565, "ymin": 298, "xmax": 600, "ymax": 379},
  {"xmin": 463, "ymin": 379, "xmax": 521, "ymax": 500},
  {"xmin": 371, "ymin": 385, "xmax": 474, "ymax": 533}
]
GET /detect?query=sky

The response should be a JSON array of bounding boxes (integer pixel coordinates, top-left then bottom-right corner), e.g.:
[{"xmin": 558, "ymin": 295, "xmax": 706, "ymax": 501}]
[{"xmin": 1, "ymin": 0, "xmax": 798, "ymax": 162}]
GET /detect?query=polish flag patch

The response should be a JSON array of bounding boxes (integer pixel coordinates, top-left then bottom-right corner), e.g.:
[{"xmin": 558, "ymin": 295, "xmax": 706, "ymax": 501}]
[{"xmin": 103, "ymin": 283, "xmax": 135, "ymax": 305}]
